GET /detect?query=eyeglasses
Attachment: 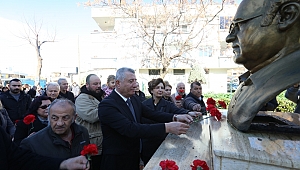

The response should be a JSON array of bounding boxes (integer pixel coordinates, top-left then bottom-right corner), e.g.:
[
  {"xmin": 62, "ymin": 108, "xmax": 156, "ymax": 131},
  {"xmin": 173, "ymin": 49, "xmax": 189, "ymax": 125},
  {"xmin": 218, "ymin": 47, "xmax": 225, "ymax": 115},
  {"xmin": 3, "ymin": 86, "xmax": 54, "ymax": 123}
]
[
  {"xmin": 39, "ymin": 104, "xmax": 50, "ymax": 109},
  {"xmin": 229, "ymin": 14, "xmax": 262, "ymax": 34}
]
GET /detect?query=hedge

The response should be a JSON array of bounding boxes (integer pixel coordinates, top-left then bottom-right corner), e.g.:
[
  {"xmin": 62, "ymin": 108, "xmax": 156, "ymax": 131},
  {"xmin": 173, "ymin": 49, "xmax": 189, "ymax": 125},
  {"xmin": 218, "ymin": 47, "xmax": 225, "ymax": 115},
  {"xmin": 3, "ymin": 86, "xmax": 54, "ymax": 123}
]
[{"xmin": 204, "ymin": 90, "xmax": 296, "ymax": 113}]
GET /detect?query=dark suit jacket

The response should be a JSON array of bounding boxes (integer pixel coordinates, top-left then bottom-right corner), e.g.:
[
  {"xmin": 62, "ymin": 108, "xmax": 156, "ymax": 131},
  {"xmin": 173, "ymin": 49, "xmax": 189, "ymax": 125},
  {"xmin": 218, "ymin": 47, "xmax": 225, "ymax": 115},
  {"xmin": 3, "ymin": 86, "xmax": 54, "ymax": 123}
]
[
  {"xmin": 98, "ymin": 90, "xmax": 173, "ymax": 170},
  {"xmin": 141, "ymin": 97, "xmax": 189, "ymax": 164}
]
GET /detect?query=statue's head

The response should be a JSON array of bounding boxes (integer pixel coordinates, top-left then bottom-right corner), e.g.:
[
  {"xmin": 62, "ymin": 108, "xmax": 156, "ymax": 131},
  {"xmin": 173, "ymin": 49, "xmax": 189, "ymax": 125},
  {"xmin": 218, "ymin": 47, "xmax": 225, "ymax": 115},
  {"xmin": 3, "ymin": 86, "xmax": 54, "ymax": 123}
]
[{"xmin": 226, "ymin": 0, "xmax": 300, "ymax": 72}]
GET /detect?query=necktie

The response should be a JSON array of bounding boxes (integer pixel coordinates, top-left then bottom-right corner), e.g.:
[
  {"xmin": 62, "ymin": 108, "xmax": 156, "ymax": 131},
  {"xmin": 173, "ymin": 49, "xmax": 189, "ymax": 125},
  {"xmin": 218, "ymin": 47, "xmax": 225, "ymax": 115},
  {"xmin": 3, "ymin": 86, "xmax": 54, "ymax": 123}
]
[
  {"xmin": 126, "ymin": 98, "xmax": 137, "ymax": 122},
  {"xmin": 126, "ymin": 98, "xmax": 142, "ymax": 152}
]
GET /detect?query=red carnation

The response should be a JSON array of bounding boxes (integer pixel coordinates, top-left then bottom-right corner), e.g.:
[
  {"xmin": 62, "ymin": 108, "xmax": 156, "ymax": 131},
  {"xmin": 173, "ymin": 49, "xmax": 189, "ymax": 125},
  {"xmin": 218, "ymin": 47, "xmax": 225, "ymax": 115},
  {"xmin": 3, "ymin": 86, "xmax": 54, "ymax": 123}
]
[
  {"xmin": 206, "ymin": 104, "xmax": 215, "ymax": 112},
  {"xmin": 217, "ymin": 100, "xmax": 226, "ymax": 109},
  {"xmin": 81, "ymin": 144, "xmax": 98, "ymax": 160},
  {"xmin": 175, "ymin": 95, "xmax": 182, "ymax": 100},
  {"xmin": 23, "ymin": 114, "xmax": 36, "ymax": 125},
  {"xmin": 159, "ymin": 159, "xmax": 179, "ymax": 170},
  {"xmin": 206, "ymin": 98, "xmax": 216, "ymax": 106},
  {"xmin": 191, "ymin": 159, "xmax": 209, "ymax": 170},
  {"xmin": 210, "ymin": 108, "xmax": 222, "ymax": 121}
]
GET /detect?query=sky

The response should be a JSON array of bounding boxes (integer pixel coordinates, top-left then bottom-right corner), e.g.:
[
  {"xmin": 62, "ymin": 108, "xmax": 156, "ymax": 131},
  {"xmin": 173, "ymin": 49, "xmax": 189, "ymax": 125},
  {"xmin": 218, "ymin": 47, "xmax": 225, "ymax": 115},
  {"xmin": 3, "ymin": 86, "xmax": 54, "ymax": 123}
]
[
  {"xmin": 0, "ymin": 0, "xmax": 99, "ymax": 76},
  {"xmin": 0, "ymin": 0, "xmax": 242, "ymax": 77}
]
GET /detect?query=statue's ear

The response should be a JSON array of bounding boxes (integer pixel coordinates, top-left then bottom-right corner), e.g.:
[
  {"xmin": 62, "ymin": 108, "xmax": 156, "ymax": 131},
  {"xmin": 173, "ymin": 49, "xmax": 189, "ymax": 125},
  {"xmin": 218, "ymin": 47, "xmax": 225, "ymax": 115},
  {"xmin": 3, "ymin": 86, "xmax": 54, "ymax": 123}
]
[{"xmin": 278, "ymin": 2, "xmax": 300, "ymax": 31}]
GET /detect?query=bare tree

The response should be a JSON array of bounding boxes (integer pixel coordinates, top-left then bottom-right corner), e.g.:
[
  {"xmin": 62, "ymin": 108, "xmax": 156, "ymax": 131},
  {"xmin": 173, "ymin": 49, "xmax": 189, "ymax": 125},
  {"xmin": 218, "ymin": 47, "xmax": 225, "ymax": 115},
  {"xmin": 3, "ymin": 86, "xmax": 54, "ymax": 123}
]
[
  {"xmin": 83, "ymin": 0, "xmax": 225, "ymax": 78},
  {"xmin": 17, "ymin": 17, "xmax": 56, "ymax": 85}
]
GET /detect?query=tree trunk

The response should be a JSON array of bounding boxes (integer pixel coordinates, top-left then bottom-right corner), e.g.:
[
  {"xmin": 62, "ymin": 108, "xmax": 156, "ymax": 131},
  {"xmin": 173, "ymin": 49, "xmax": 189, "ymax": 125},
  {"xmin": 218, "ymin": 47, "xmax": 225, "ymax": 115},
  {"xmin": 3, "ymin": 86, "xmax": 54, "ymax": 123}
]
[{"xmin": 36, "ymin": 49, "xmax": 42, "ymax": 86}]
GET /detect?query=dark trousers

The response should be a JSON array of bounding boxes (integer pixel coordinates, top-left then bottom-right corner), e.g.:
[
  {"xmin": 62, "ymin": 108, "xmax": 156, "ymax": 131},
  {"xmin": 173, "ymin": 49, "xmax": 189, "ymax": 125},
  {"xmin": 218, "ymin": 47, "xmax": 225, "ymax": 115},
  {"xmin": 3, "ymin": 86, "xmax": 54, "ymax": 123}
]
[{"xmin": 91, "ymin": 154, "xmax": 102, "ymax": 170}]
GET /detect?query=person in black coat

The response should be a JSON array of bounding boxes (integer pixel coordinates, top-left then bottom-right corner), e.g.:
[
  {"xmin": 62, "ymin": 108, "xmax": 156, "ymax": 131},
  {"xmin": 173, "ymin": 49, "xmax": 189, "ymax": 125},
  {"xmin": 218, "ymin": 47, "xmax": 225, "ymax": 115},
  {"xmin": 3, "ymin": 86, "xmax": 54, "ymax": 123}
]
[
  {"xmin": 58, "ymin": 78, "xmax": 75, "ymax": 103},
  {"xmin": 98, "ymin": 67, "xmax": 193, "ymax": 170},
  {"xmin": 27, "ymin": 86, "xmax": 37, "ymax": 99},
  {"xmin": 0, "ymin": 79, "xmax": 32, "ymax": 123},
  {"xmin": 141, "ymin": 78, "xmax": 200, "ymax": 165},
  {"xmin": 0, "ymin": 126, "xmax": 90, "ymax": 170},
  {"xmin": 183, "ymin": 81, "xmax": 207, "ymax": 114},
  {"xmin": 134, "ymin": 82, "xmax": 146, "ymax": 102},
  {"xmin": 14, "ymin": 96, "xmax": 52, "ymax": 145}
]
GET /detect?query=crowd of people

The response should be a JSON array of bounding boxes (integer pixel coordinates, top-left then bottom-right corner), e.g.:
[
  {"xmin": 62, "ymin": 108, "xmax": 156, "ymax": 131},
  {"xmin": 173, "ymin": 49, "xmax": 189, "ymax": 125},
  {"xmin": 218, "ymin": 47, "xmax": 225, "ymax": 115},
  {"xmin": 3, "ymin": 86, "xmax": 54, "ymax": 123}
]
[{"xmin": 0, "ymin": 65, "xmax": 299, "ymax": 169}]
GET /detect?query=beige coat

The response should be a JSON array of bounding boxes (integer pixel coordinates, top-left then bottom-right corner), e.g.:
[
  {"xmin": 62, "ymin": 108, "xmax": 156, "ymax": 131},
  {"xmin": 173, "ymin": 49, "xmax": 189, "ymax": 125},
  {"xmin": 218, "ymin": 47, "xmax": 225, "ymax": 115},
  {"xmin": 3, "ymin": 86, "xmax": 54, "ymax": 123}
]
[{"xmin": 75, "ymin": 93, "xmax": 102, "ymax": 154}]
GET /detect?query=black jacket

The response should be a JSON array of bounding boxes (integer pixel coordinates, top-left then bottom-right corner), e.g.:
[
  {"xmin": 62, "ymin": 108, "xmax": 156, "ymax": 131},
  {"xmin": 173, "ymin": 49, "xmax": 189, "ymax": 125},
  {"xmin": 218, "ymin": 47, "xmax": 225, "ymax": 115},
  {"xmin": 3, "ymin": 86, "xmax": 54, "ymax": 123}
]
[
  {"xmin": 183, "ymin": 93, "xmax": 207, "ymax": 115},
  {"xmin": 134, "ymin": 90, "xmax": 146, "ymax": 102},
  {"xmin": 59, "ymin": 91, "xmax": 75, "ymax": 103},
  {"xmin": 0, "ymin": 127, "xmax": 63, "ymax": 170},
  {"xmin": 141, "ymin": 97, "xmax": 189, "ymax": 164},
  {"xmin": 0, "ymin": 91, "xmax": 32, "ymax": 123},
  {"xmin": 20, "ymin": 123, "xmax": 90, "ymax": 159},
  {"xmin": 13, "ymin": 115, "xmax": 48, "ymax": 146},
  {"xmin": 27, "ymin": 89, "xmax": 36, "ymax": 99}
]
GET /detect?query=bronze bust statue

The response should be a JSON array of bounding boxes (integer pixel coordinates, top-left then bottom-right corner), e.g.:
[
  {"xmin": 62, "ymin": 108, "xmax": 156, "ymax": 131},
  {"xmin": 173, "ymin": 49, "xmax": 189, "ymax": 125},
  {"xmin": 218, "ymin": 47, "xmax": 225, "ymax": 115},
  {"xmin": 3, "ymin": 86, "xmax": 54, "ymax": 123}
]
[{"xmin": 226, "ymin": 0, "xmax": 300, "ymax": 132}]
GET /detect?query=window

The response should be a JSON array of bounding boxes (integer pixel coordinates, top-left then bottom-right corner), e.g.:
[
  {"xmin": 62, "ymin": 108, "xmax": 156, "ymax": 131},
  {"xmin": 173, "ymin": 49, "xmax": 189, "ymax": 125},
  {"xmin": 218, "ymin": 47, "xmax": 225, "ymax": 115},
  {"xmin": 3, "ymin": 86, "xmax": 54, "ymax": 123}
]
[
  {"xmin": 173, "ymin": 69, "xmax": 185, "ymax": 75},
  {"xmin": 149, "ymin": 69, "xmax": 160, "ymax": 75},
  {"xmin": 199, "ymin": 46, "xmax": 213, "ymax": 57},
  {"xmin": 182, "ymin": 25, "xmax": 187, "ymax": 32},
  {"xmin": 220, "ymin": 16, "xmax": 233, "ymax": 30}
]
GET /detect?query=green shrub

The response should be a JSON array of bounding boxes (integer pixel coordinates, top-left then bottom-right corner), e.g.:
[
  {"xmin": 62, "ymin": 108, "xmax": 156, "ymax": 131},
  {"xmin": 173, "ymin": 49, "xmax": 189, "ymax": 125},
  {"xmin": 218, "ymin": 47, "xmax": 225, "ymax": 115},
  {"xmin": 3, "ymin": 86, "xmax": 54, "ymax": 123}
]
[{"xmin": 204, "ymin": 91, "xmax": 296, "ymax": 113}]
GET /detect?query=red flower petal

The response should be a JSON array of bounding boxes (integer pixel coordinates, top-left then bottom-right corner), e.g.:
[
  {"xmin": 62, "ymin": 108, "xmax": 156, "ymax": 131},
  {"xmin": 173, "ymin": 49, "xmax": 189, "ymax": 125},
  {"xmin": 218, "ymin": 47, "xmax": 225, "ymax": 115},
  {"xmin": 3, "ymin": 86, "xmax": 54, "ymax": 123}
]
[
  {"xmin": 206, "ymin": 104, "xmax": 215, "ymax": 112},
  {"xmin": 23, "ymin": 114, "xmax": 36, "ymax": 125},
  {"xmin": 218, "ymin": 100, "xmax": 227, "ymax": 109},
  {"xmin": 159, "ymin": 159, "xmax": 178, "ymax": 170},
  {"xmin": 206, "ymin": 98, "xmax": 216, "ymax": 106},
  {"xmin": 191, "ymin": 159, "xmax": 209, "ymax": 170},
  {"xmin": 175, "ymin": 95, "xmax": 182, "ymax": 100},
  {"xmin": 81, "ymin": 144, "xmax": 98, "ymax": 156},
  {"xmin": 210, "ymin": 108, "xmax": 222, "ymax": 121}
]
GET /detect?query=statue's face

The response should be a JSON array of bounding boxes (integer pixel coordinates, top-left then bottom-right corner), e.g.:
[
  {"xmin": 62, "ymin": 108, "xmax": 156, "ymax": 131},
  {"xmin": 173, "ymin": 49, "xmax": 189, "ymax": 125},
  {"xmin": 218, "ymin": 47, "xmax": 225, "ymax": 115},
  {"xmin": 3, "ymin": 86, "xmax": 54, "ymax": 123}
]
[{"xmin": 226, "ymin": 0, "xmax": 284, "ymax": 71}]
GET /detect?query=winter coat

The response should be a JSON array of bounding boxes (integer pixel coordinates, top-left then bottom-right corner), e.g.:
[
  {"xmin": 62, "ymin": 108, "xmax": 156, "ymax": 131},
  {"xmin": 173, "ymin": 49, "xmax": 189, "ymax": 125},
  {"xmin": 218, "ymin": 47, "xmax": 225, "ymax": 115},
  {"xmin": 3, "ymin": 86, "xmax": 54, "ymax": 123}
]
[
  {"xmin": 13, "ymin": 115, "xmax": 48, "ymax": 146},
  {"xmin": 0, "ymin": 91, "xmax": 32, "ymax": 123},
  {"xmin": 0, "ymin": 126, "xmax": 63, "ymax": 170},
  {"xmin": 0, "ymin": 108, "xmax": 15, "ymax": 137},
  {"xmin": 20, "ymin": 123, "xmax": 89, "ymax": 159},
  {"xmin": 75, "ymin": 85, "xmax": 103, "ymax": 154},
  {"xmin": 183, "ymin": 93, "xmax": 207, "ymax": 115}
]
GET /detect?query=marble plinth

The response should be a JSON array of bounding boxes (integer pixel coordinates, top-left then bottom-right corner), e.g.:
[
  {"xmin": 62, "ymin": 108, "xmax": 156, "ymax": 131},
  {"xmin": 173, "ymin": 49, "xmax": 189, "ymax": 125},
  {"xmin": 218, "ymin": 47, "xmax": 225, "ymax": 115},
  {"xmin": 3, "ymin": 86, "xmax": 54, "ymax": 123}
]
[
  {"xmin": 144, "ymin": 111, "xmax": 300, "ymax": 170},
  {"xmin": 144, "ymin": 121, "xmax": 211, "ymax": 170},
  {"xmin": 211, "ymin": 112, "xmax": 300, "ymax": 170}
]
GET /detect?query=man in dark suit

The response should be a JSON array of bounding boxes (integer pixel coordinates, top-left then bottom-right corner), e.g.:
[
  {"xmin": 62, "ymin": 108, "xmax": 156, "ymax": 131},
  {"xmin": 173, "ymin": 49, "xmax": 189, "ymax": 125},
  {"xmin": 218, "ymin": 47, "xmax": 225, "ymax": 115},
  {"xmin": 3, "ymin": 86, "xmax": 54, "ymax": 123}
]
[{"xmin": 98, "ymin": 67, "xmax": 193, "ymax": 170}]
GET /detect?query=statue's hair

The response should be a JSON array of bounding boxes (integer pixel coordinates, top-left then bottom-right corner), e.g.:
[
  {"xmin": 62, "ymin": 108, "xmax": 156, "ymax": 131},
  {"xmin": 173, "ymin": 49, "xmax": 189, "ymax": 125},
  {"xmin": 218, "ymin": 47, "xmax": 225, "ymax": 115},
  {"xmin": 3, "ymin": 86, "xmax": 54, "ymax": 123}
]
[{"xmin": 262, "ymin": 0, "xmax": 300, "ymax": 26}]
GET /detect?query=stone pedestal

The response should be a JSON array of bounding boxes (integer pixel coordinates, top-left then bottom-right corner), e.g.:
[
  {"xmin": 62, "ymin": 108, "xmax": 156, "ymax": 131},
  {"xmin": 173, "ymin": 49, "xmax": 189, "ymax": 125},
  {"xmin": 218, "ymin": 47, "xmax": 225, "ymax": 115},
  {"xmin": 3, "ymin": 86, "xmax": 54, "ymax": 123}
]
[
  {"xmin": 144, "ymin": 120, "xmax": 212, "ymax": 169},
  {"xmin": 144, "ymin": 111, "xmax": 300, "ymax": 170}
]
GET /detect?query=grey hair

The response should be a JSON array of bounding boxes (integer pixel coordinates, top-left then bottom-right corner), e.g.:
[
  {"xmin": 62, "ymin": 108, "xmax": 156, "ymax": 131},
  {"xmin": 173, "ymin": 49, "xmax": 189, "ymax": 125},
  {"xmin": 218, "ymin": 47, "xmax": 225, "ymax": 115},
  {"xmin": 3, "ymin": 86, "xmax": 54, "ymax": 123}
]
[
  {"xmin": 57, "ymin": 78, "xmax": 67, "ymax": 85},
  {"xmin": 48, "ymin": 98, "xmax": 76, "ymax": 116},
  {"xmin": 116, "ymin": 67, "xmax": 135, "ymax": 81},
  {"xmin": 46, "ymin": 82, "xmax": 60, "ymax": 91}
]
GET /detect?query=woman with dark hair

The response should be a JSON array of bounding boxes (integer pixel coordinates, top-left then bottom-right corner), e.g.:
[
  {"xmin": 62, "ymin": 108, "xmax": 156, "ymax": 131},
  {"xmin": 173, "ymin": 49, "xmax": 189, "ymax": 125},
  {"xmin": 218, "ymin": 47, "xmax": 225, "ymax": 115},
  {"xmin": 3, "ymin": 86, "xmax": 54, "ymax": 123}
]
[
  {"xmin": 141, "ymin": 78, "xmax": 200, "ymax": 165},
  {"xmin": 163, "ymin": 80, "xmax": 173, "ymax": 102},
  {"xmin": 13, "ymin": 96, "xmax": 52, "ymax": 145}
]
